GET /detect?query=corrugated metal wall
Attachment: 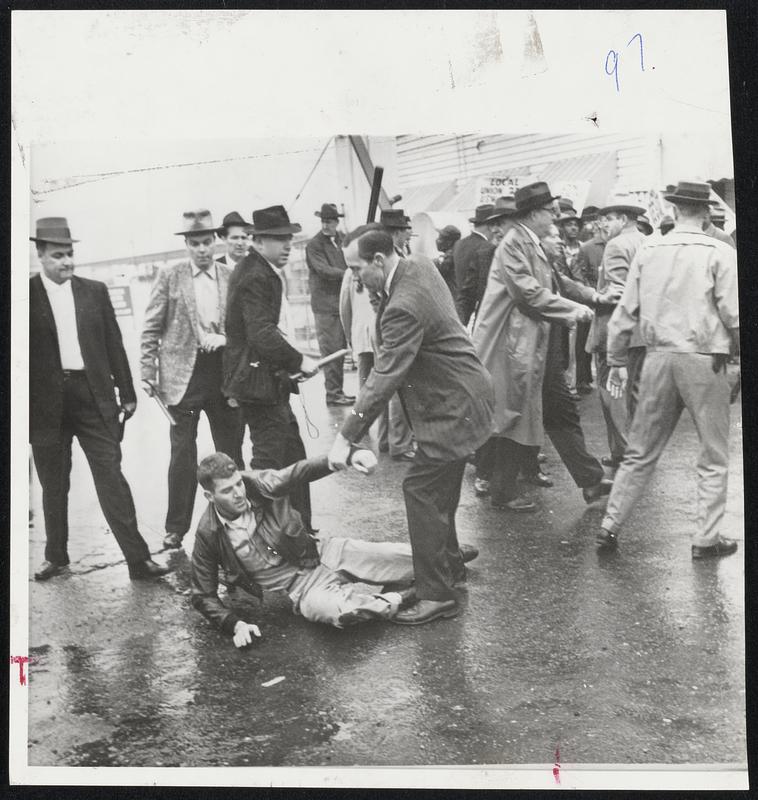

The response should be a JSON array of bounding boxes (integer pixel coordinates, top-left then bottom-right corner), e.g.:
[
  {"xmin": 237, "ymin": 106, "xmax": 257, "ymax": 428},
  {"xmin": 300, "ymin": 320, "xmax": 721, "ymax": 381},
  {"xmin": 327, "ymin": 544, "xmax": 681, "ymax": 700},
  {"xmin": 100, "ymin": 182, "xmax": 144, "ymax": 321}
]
[{"xmin": 396, "ymin": 133, "xmax": 660, "ymax": 193}]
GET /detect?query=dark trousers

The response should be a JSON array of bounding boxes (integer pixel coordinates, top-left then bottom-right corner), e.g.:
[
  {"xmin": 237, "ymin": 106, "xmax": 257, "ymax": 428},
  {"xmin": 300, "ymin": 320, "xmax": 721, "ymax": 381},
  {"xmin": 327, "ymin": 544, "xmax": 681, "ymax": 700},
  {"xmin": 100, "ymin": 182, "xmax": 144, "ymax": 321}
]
[
  {"xmin": 242, "ymin": 400, "xmax": 312, "ymax": 530},
  {"xmin": 32, "ymin": 371, "xmax": 151, "ymax": 566},
  {"xmin": 480, "ymin": 438, "xmax": 540, "ymax": 486},
  {"xmin": 314, "ymin": 312, "xmax": 347, "ymax": 401},
  {"xmin": 402, "ymin": 452, "xmax": 466, "ymax": 602},
  {"xmin": 166, "ymin": 351, "xmax": 243, "ymax": 536},
  {"xmin": 575, "ymin": 322, "xmax": 593, "ymax": 387}
]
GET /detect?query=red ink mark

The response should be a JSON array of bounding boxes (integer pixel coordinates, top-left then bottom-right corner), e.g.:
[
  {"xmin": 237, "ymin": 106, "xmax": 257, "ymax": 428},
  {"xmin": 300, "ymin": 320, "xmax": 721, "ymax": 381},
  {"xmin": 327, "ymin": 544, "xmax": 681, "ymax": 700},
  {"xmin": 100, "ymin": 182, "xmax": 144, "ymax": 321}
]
[
  {"xmin": 553, "ymin": 744, "xmax": 561, "ymax": 784},
  {"xmin": 10, "ymin": 656, "xmax": 33, "ymax": 686}
]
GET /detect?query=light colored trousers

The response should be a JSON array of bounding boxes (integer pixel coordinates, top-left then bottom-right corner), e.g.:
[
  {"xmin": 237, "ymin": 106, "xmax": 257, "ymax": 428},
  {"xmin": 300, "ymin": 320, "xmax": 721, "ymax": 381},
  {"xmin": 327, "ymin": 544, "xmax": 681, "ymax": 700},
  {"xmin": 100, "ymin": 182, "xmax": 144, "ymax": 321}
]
[
  {"xmin": 602, "ymin": 352, "xmax": 731, "ymax": 547},
  {"xmin": 289, "ymin": 537, "xmax": 414, "ymax": 628}
]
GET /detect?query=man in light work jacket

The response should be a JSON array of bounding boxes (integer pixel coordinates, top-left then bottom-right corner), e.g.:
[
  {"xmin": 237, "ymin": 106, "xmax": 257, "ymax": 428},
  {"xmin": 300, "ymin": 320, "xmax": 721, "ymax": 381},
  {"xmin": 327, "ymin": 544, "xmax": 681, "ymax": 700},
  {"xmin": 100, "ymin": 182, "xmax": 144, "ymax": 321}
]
[
  {"xmin": 141, "ymin": 210, "xmax": 243, "ymax": 551},
  {"xmin": 597, "ymin": 181, "xmax": 740, "ymax": 558},
  {"xmin": 305, "ymin": 203, "xmax": 355, "ymax": 406},
  {"xmin": 329, "ymin": 230, "xmax": 495, "ymax": 625}
]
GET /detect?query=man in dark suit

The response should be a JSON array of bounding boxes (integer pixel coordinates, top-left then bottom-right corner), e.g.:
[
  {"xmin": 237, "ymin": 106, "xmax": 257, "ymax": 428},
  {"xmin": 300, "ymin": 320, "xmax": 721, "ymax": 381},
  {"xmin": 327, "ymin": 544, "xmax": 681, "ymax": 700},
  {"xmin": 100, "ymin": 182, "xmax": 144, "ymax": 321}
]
[
  {"xmin": 305, "ymin": 203, "xmax": 354, "ymax": 406},
  {"xmin": 216, "ymin": 210, "xmax": 252, "ymax": 268},
  {"xmin": 328, "ymin": 230, "xmax": 495, "ymax": 625},
  {"xmin": 29, "ymin": 218, "xmax": 167, "ymax": 581},
  {"xmin": 453, "ymin": 204, "xmax": 495, "ymax": 326},
  {"xmin": 223, "ymin": 205, "xmax": 320, "ymax": 530}
]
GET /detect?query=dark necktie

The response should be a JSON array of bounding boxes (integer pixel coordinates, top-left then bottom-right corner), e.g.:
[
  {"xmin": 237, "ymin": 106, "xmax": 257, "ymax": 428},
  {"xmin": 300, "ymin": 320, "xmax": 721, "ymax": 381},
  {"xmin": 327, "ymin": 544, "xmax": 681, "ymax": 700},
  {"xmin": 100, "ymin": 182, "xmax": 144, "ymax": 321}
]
[{"xmin": 375, "ymin": 290, "xmax": 389, "ymax": 345}]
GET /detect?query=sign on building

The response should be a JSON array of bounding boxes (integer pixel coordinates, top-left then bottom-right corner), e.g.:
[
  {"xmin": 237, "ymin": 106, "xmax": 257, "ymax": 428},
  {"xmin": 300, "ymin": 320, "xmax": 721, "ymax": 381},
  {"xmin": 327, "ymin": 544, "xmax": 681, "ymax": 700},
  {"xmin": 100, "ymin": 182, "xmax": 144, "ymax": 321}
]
[
  {"xmin": 108, "ymin": 285, "xmax": 134, "ymax": 318},
  {"xmin": 475, "ymin": 174, "xmax": 591, "ymax": 216}
]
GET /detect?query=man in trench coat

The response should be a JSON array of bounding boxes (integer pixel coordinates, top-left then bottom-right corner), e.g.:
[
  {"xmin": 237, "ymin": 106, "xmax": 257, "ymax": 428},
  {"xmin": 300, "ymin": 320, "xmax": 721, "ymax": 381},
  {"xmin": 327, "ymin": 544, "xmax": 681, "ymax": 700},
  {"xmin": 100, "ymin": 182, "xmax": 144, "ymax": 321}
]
[{"xmin": 473, "ymin": 182, "xmax": 616, "ymax": 510}]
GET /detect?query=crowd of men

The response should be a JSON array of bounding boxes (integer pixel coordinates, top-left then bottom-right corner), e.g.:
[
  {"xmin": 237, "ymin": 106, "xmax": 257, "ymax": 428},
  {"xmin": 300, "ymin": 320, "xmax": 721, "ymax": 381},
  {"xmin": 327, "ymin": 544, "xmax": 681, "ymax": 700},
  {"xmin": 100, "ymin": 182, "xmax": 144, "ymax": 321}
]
[{"xmin": 28, "ymin": 177, "xmax": 740, "ymax": 646}]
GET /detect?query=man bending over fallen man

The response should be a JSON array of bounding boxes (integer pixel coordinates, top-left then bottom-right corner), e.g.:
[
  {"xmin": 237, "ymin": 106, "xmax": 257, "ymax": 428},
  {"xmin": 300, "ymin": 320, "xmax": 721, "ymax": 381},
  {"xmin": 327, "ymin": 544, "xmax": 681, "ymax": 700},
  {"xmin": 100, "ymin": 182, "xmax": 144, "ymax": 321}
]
[{"xmin": 191, "ymin": 450, "xmax": 479, "ymax": 646}]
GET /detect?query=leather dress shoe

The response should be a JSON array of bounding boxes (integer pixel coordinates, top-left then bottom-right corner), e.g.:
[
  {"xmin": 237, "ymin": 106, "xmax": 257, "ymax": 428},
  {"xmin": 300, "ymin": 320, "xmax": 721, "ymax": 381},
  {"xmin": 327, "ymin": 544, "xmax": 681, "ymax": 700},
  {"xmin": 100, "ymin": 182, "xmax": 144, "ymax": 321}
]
[
  {"xmin": 492, "ymin": 496, "xmax": 537, "ymax": 512},
  {"xmin": 34, "ymin": 560, "xmax": 69, "ymax": 581},
  {"xmin": 327, "ymin": 395, "xmax": 354, "ymax": 406},
  {"xmin": 392, "ymin": 599, "xmax": 458, "ymax": 625},
  {"xmin": 691, "ymin": 537, "xmax": 738, "ymax": 560},
  {"xmin": 596, "ymin": 529, "xmax": 618, "ymax": 550},
  {"xmin": 128, "ymin": 559, "xmax": 169, "ymax": 580},
  {"xmin": 392, "ymin": 450, "xmax": 416, "ymax": 462},
  {"xmin": 163, "ymin": 532, "xmax": 184, "ymax": 550},
  {"xmin": 601, "ymin": 456, "xmax": 621, "ymax": 468},
  {"xmin": 583, "ymin": 479, "xmax": 614, "ymax": 504},
  {"xmin": 522, "ymin": 470, "xmax": 553, "ymax": 488},
  {"xmin": 459, "ymin": 543, "xmax": 479, "ymax": 563}
]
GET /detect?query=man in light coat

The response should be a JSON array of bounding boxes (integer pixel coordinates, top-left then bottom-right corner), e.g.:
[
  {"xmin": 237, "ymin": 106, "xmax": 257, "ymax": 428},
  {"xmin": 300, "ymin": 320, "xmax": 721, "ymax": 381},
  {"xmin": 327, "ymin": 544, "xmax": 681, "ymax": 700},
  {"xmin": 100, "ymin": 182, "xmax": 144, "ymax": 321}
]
[
  {"xmin": 141, "ymin": 210, "xmax": 243, "ymax": 550},
  {"xmin": 473, "ymin": 182, "xmax": 616, "ymax": 511}
]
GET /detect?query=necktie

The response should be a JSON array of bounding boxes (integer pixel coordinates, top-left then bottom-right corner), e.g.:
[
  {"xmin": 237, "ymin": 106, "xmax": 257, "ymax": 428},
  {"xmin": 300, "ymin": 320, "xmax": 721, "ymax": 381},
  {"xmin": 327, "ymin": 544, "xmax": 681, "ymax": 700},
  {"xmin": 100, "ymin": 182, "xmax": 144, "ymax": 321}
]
[{"xmin": 375, "ymin": 290, "xmax": 389, "ymax": 346}]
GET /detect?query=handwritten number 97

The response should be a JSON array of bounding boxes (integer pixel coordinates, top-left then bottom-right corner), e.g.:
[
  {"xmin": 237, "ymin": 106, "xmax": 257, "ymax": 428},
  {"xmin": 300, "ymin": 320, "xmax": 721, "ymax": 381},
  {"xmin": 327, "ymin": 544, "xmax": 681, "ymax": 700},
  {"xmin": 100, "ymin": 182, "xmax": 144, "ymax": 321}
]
[{"xmin": 606, "ymin": 33, "xmax": 645, "ymax": 93}]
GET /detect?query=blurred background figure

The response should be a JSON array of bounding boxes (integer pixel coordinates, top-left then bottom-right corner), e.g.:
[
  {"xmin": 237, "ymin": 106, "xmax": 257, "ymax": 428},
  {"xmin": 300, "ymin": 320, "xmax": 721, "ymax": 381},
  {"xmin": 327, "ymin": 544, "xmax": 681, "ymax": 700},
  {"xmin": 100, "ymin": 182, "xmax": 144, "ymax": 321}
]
[
  {"xmin": 702, "ymin": 204, "xmax": 735, "ymax": 248},
  {"xmin": 216, "ymin": 211, "xmax": 252, "ymax": 268},
  {"xmin": 659, "ymin": 215, "xmax": 675, "ymax": 236},
  {"xmin": 579, "ymin": 206, "xmax": 600, "ymax": 242},
  {"xmin": 434, "ymin": 224, "xmax": 461, "ymax": 299},
  {"xmin": 453, "ymin": 204, "xmax": 494, "ymax": 326},
  {"xmin": 380, "ymin": 209, "xmax": 413, "ymax": 257}
]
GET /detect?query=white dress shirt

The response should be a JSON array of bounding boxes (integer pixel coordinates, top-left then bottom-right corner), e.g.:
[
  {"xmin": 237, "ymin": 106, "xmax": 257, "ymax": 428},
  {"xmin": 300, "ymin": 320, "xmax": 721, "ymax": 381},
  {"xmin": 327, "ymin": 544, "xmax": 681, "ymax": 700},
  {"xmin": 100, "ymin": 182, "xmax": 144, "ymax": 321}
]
[
  {"xmin": 264, "ymin": 259, "xmax": 293, "ymax": 339},
  {"xmin": 39, "ymin": 272, "xmax": 85, "ymax": 370},
  {"xmin": 191, "ymin": 263, "xmax": 221, "ymax": 333}
]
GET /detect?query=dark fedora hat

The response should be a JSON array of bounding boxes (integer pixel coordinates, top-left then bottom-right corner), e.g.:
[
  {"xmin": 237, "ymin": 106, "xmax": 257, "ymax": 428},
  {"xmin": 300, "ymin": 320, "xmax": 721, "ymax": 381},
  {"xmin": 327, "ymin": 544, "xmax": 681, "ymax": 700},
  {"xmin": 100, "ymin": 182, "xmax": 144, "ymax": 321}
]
[
  {"xmin": 637, "ymin": 214, "xmax": 654, "ymax": 235},
  {"xmin": 380, "ymin": 209, "xmax": 412, "ymax": 229},
  {"xmin": 664, "ymin": 180, "xmax": 717, "ymax": 206},
  {"xmin": 436, "ymin": 224, "xmax": 461, "ymax": 243},
  {"xmin": 486, "ymin": 196, "xmax": 517, "ymax": 223},
  {"xmin": 514, "ymin": 182, "xmax": 560, "ymax": 215},
  {"xmin": 599, "ymin": 193, "xmax": 646, "ymax": 217},
  {"xmin": 581, "ymin": 205, "xmax": 599, "ymax": 221},
  {"xmin": 556, "ymin": 211, "xmax": 582, "ymax": 225},
  {"xmin": 30, "ymin": 217, "xmax": 79, "ymax": 245},
  {"xmin": 249, "ymin": 205, "xmax": 302, "ymax": 236},
  {"xmin": 558, "ymin": 198, "xmax": 578, "ymax": 215},
  {"xmin": 659, "ymin": 214, "xmax": 675, "ymax": 231},
  {"xmin": 175, "ymin": 209, "xmax": 219, "ymax": 237},
  {"xmin": 218, "ymin": 211, "xmax": 252, "ymax": 236},
  {"xmin": 469, "ymin": 204, "xmax": 495, "ymax": 225},
  {"xmin": 315, "ymin": 203, "xmax": 344, "ymax": 219}
]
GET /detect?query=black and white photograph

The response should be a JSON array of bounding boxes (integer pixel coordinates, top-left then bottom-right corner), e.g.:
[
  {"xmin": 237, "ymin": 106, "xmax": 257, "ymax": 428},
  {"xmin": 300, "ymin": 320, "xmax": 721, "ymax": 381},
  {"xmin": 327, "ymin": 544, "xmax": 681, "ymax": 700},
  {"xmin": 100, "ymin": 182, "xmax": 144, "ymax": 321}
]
[{"xmin": 9, "ymin": 8, "xmax": 748, "ymax": 790}]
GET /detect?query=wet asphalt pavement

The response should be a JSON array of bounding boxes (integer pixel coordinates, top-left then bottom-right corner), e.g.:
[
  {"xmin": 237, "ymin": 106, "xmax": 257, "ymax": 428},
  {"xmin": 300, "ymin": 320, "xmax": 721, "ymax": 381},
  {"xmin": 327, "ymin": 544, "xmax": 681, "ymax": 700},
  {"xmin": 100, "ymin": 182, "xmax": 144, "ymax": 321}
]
[{"xmin": 26, "ymin": 365, "xmax": 746, "ymax": 768}]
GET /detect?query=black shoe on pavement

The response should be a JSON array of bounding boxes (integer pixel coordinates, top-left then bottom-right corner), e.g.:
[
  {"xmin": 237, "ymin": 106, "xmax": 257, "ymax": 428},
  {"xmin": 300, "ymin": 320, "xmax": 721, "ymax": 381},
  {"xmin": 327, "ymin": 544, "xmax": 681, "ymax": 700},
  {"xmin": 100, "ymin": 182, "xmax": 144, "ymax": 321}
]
[
  {"xmin": 34, "ymin": 560, "xmax": 69, "ymax": 581},
  {"xmin": 128, "ymin": 559, "xmax": 169, "ymax": 580},
  {"xmin": 691, "ymin": 538, "xmax": 739, "ymax": 560},
  {"xmin": 583, "ymin": 479, "xmax": 614, "ymax": 504},
  {"xmin": 492, "ymin": 496, "xmax": 537, "ymax": 513},
  {"xmin": 163, "ymin": 532, "xmax": 184, "ymax": 550},
  {"xmin": 392, "ymin": 599, "xmax": 459, "ymax": 625},
  {"xmin": 596, "ymin": 529, "xmax": 618, "ymax": 550},
  {"xmin": 459, "ymin": 543, "xmax": 479, "ymax": 563}
]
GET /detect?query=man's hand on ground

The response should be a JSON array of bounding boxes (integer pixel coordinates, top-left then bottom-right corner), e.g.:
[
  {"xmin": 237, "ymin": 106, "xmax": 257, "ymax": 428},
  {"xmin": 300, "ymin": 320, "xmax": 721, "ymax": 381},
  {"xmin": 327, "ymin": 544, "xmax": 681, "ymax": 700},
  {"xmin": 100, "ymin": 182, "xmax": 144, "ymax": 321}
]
[
  {"xmin": 233, "ymin": 621, "xmax": 262, "ymax": 648},
  {"xmin": 141, "ymin": 380, "xmax": 156, "ymax": 397},
  {"xmin": 350, "ymin": 449, "xmax": 377, "ymax": 475},
  {"xmin": 300, "ymin": 355, "xmax": 320, "ymax": 377},
  {"xmin": 328, "ymin": 433, "xmax": 352, "ymax": 471},
  {"xmin": 607, "ymin": 366, "xmax": 628, "ymax": 399}
]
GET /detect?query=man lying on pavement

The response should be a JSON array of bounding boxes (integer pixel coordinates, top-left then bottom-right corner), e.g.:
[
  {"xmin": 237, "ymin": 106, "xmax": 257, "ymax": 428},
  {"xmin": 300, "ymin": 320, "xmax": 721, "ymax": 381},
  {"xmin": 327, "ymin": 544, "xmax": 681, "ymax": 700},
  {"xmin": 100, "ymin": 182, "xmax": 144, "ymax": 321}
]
[{"xmin": 190, "ymin": 450, "xmax": 479, "ymax": 646}]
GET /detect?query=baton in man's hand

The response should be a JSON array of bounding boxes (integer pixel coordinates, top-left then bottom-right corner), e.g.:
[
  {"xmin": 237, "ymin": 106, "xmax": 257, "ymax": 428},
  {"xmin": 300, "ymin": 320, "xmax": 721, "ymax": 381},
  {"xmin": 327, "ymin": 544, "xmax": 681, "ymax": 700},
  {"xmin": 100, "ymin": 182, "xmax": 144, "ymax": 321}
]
[
  {"xmin": 144, "ymin": 381, "xmax": 177, "ymax": 425},
  {"xmin": 290, "ymin": 348, "xmax": 351, "ymax": 382}
]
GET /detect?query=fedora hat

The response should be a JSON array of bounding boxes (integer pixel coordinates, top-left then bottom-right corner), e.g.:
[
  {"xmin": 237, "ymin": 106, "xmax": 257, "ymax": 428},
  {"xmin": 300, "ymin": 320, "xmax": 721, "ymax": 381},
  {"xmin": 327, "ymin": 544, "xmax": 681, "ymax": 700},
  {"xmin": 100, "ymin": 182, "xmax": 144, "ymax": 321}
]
[
  {"xmin": 659, "ymin": 214, "xmax": 675, "ymax": 231},
  {"xmin": 581, "ymin": 205, "xmax": 599, "ymax": 221},
  {"xmin": 469, "ymin": 204, "xmax": 495, "ymax": 225},
  {"xmin": 315, "ymin": 203, "xmax": 344, "ymax": 219},
  {"xmin": 710, "ymin": 205, "xmax": 726, "ymax": 222},
  {"xmin": 556, "ymin": 211, "xmax": 582, "ymax": 225},
  {"xmin": 218, "ymin": 211, "xmax": 252, "ymax": 236},
  {"xmin": 663, "ymin": 181, "xmax": 717, "ymax": 206},
  {"xmin": 249, "ymin": 205, "xmax": 302, "ymax": 236},
  {"xmin": 514, "ymin": 182, "xmax": 560, "ymax": 215},
  {"xmin": 637, "ymin": 214, "xmax": 653, "ymax": 235},
  {"xmin": 30, "ymin": 217, "xmax": 79, "ymax": 245},
  {"xmin": 599, "ymin": 193, "xmax": 645, "ymax": 217},
  {"xmin": 558, "ymin": 198, "xmax": 578, "ymax": 215},
  {"xmin": 486, "ymin": 196, "xmax": 517, "ymax": 223},
  {"xmin": 436, "ymin": 224, "xmax": 461, "ymax": 244},
  {"xmin": 175, "ymin": 209, "xmax": 219, "ymax": 237},
  {"xmin": 380, "ymin": 209, "xmax": 412, "ymax": 229}
]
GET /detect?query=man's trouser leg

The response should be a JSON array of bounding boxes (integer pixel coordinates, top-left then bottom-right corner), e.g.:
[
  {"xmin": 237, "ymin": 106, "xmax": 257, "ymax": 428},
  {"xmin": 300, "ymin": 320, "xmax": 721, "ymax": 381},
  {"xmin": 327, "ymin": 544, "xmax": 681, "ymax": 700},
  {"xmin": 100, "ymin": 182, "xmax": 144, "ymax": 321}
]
[
  {"xmin": 358, "ymin": 352, "xmax": 389, "ymax": 450},
  {"xmin": 314, "ymin": 312, "xmax": 346, "ymax": 401},
  {"xmin": 543, "ymin": 361, "xmax": 604, "ymax": 488},
  {"xmin": 490, "ymin": 436, "xmax": 528, "ymax": 504},
  {"xmin": 475, "ymin": 437, "xmax": 496, "ymax": 481},
  {"xmin": 595, "ymin": 351, "xmax": 628, "ymax": 463},
  {"xmin": 243, "ymin": 401, "xmax": 312, "ymax": 530},
  {"xmin": 575, "ymin": 322, "xmax": 593, "ymax": 387},
  {"xmin": 564, "ymin": 327, "xmax": 577, "ymax": 390},
  {"xmin": 165, "ymin": 361, "xmax": 206, "ymax": 537},
  {"xmin": 602, "ymin": 352, "xmax": 684, "ymax": 536},
  {"xmin": 66, "ymin": 373, "xmax": 150, "ymax": 564},
  {"xmin": 203, "ymin": 360, "xmax": 244, "ymax": 469},
  {"xmin": 318, "ymin": 536, "xmax": 415, "ymax": 584},
  {"xmin": 388, "ymin": 393, "xmax": 414, "ymax": 456},
  {"xmin": 626, "ymin": 346, "xmax": 647, "ymax": 423},
  {"xmin": 32, "ymin": 434, "xmax": 73, "ymax": 566},
  {"xmin": 674, "ymin": 354, "xmax": 731, "ymax": 547},
  {"xmin": 402, "ymin": 452, "xmax": 466, "ymax": 602}
]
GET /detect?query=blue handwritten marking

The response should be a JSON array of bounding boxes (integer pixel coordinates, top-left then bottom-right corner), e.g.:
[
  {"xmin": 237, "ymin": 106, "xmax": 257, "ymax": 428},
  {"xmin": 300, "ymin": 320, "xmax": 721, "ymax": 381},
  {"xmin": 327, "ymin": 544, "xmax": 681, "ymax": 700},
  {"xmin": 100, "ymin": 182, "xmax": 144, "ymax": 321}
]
[
  {"xmin": 605, "ymin": 50, "xmax": 620, "ymax": 92},
  {"xmin": 605, "ymin": 33, "xmax": 645, "ymax": 92}
]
